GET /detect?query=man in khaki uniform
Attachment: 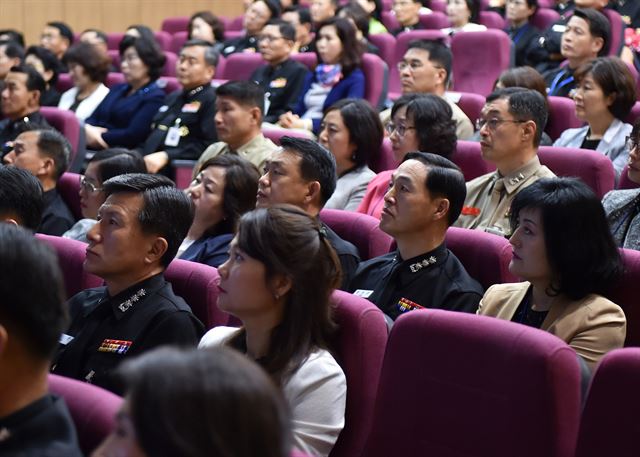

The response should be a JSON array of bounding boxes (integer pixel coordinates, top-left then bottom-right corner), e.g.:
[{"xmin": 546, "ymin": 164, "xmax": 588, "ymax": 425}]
[
  {"xmin": 194, "ymin": 80, "xmax": 278, "ymax": 177},
  {"xmin": 455, "ymin": 87, "xmax": 555, "ymax": 237}
]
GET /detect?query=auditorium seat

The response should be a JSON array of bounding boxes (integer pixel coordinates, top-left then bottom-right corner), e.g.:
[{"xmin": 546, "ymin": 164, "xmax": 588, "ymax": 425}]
[
  {"xmin": 369, "ymin": 137, "xmax": 395, "ymax": 173},
  {"xmin": 290, "ymin": 52, "xmax": 318, "ymax": 71},
  {"xmin": 319, "ymin": 209, "xmax": 394, "ymax": 260},
  {"xmin": 162, "ymin": 51, "xmax": 178, "ymax": 77},
  {"xmin": 262, "ymin": 128, "xmax": 313, "ymax": 145},
  {"xmin": 40, "ymin": 107, "xmax": 84, "ymax": 173},
  {"xmin": 218, "ymin": 52, "xmax": 264, "ymax": 81},
  {"xmin": 368, "ymin": 33, "xmax": 395, "ymax": 68},
  {"xmin": 624, "ymin": 100, "xmax": 640, "ymax": 126},
  {"xmin": 530, "ymin": 8, "xmax": 561, "ymax": 31},
  {"xmin": 617, "ymin": 166, "xmax": 640, "ymax": 190},
  {"xmin": 445, "ymin": 226, "xmax": 518, "ymax": 289},
  {"xmin": 362, "ymin": 53, "xmax": 387, "ymax": 108},
  {"xmin": 546, "ymin": 95, "xmax": 583, "ymax": 141},
  {"xmin": 106, "ymin": 32, "xmax": 125, "ymax": 50},
  {"xmin": 169, "ymin": 30, "xmax": 188, "ymax": 54},
  {"xmin": 56, "ymin": 73, "xmax": 74, "ymax": 93},
  {"xmin": 478, "ymin": 10, "xmax": 506, "ymax": 30},
  {"xmin": 363, "ymin": 309, "xmax": 581, "ymax": 457},
  {"xmin": 451, "ymin": 30, "xmax": 511, "ymax": 96},
  {"xmin": 105, "ymin": 72, "xmax": 126, "ymax": 88},
  {"xmin": 49, "ymin": 374, "xmax": 122, "ymax": 455},
  {"xmin": 161, "ymin": 16, "xmax": 190, "ymax": 35},
  {"xmin": 608, "ymin": 248, "xmax": 640, "ymax": 347},
  {"xmin": 154, "ymin": 31, "xmax": 173, "ymax": 52},
  {"xmin": 575, "ymin": 348, "xmax": 640, "ymax": 457},
  {"xmin": 602, "ymin": 8, "xmax": 625, "ymax": 56},
  {"xmin": 328, "ymin": 290, "xmax": 388, "ymax": 457},
  {"xmin": 157, "ymin": 76, "xmax": 181, "ymax": 95},
  {"xmin": 223, "ymin": 30, "xmax": 245, "ymax": 41},
  {"xmin": 430, "ymin": 0, "xmax": 447, "ymax": 13},
  {"xmin": 224, "ymin": 15, "xmax": 245, "ymax": 32},
  {"xmin": 59, "ymin": 172, "xmax": 82, "ymax": 220},
  {"xmin": 450, "ymin": 140, "xmax": 494, "ymax": 181},
  {"xmin": 447, "ymin": 91, "xmax": 485, "ymax": 126},
  {"xmin": 418, "ymin": 11, "xmax": 450, "ymax": 29}
]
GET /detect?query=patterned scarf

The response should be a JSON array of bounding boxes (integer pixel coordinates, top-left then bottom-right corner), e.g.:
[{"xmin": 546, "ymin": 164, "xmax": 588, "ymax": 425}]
[{"xmin": 315, "ymin": 64, "xmax": 343, "ymax": 87}]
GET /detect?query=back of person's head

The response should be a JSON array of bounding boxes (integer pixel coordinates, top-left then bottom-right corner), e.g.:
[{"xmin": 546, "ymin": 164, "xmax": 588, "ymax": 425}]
[
  {"xmin": 338, "ymin": 2, "xmax": 371, "ymax": 38},
  {"xmin": 0, "ymin": 224, "xmax": 67, "ymax": 362},
  {"xmin": 216, "ymin": 80, "xmax": 265, "ymax": 116},
  {"xmin": 295, "ymin": 6, "xmax": 312, "ymax": 25},
  {"xmin": 0, "ymin": 166, "xmax": 44, "ymax": 231},
  {"xmin": 324, "ymin": 98, "xmax": 383, "ymax": 168},
  {"xmin": 263, "ymin": 0, "xmax": 283, "ymax": 19},
  {"xmin": 46, "ymin": 21, "xmax": 74, "ymax": 45},
  {"xmin": 63, "ymin": 41, "xmax": 111, "ymax": 84},
  {"xmin": 0, "ymin": 40, "xmax": 25, "ymax": 62},
  {"xmin": 182, "ymin": 39, "xmax": 220, "ymax": 68},
  {"xmin": 198, "ymin": 155, "xmax": 260, "ymax": 236},
  {"xmin": 315, "ymin": 17, "xmax": 363, "ymax": 74},
  {"xmin": 9, "ymin": 63, "xmax": 46, "ymax": 96},
  {"xmin": 573, "ymin": 8, "xmax": 610, "ymax": 56},
  {"xmin": 496, "ymin": 66, "xmax": 548, "ymax": 102},
  {"xmin": 510, "ymin": 177, "xmax": 622, "ymax": 299},
  {"xmin": 25, "ymin": 45, "xmax": 62, "ymax": 86},
  {"xmin": 280, "ymin": 136, "xmax": 337, "ymax": 206},
  {"xmin": 118, "ymin": 35, "xmax": 166, "ymax": 81},
  {"xmin": 266, "ymin": 19, "xmax": 297, "ymax": 42},
  {"xmin": 0, "ymin": 30, "xmax": 25, "ymax": 47},
  {"xmin": 125, "ymin": 24, "xmax": 156, "ymax": 43},
  {"xmin": 486, "ymin": 87, "xmax": 547, "ymax": 147},
  {"xmin": 90, "ymin": 148, "xmax": 147, "ymax": 183},
  {"xmin": 574, "ymin": 56, "xmax": 636, "ymax": 120},
  {"xmin": 235, "ymin": 205, "xmax": 340, "ymax": 382},
  {"xmin": 407, "ymin": 39, "xmax": 452, "ymax": 85},
  {"xmin": 402, "ymin": 151, "xmax": 466, "ymax": 225},
  {"xmin": 188, "ymin": 11, "xmax": 226, "ymax": 42},
  {"xmin": 102, "ymin": 174, "xmax": 194, "ymax": 268}
]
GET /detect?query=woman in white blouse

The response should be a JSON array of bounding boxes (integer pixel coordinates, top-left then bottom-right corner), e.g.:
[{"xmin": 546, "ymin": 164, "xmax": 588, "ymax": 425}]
[{"xmin": 442, "ymin": 0, "xmax": 487, "ymax": 35}]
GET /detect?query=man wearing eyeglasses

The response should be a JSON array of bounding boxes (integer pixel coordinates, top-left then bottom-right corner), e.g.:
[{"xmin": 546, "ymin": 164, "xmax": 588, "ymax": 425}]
[
  {"xmin": 455, "ymin": 88, "xmax": 555, "ymax": 237},
  {"xmin": 3, "ymin": 126, "xmax": 74, "ymax": 236},
  {"xmin": 222, "ymin": 0, "xmax": 281, "ymax": 56},
  {"xmin": 391, "ymin": 0, "xmax": 426, "ymax": 36},
  {"xmin": 251, "ymin": 20, "xmax": 310, "ymax": 124}
]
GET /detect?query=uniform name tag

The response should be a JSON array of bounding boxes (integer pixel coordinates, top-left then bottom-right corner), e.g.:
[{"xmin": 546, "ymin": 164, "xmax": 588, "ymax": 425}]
[
  {"xmin": 59, "ymin": 333, "xmax": 74, "ymax": 345},
  {"xmin": 353, "ymin": 289, "xmax": 373, "ymax": 298},
  {"xmin": 165, "ymin": 126, "xmax": 181, "ymax": 147},
  {"xmin": 552, "ymin": 24, "xmax": 567, "ymax": 33}
]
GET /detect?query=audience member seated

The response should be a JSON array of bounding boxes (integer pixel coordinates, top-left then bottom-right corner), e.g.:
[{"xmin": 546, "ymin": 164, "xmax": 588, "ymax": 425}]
[
  {"xmin": 25, "ymin": 46, "xmax": 62, "ymax": 107},
  {"xmin": 0, "ymin": 29, "xmax": 25, "ymax": 47},
  {"xmin": 543, "ymin": 7, "xmax": 609, "ymax": 97},
  {"xmin": 602, "ymin": 120, "xmax": 640, "ymax": 250},
  {"xmin": 0, "ymin": 166, "xmax": 43, "ymax": 231},
  {"xmin": 0, "ymin": 65, "xmax": 51, "ymax": 150},
  {"xmin": 0, "ymin": 224, "xmax": 83, "ymax": 457},
  {"xmin": 391, "ymin": 0, "xmax": 425, "ymax": 36},
  {"xmin": 320, "ymin": 98, "xmax": 382, "ymax": 211},
  {"xmin": 442, "ymin": 0, "xmax": 487, "ymax": 35},
  {"xmin": 84, "ymin": 36, "xmax": 165, "ymax": 150},
  {"xmin": 39, "ymin": 21, "xmax": 73, "ymax": 63},
  {"xmin": 505, "ymin": 0, "xmax": 541, "ymax": 67},
  {"xmin": 338, "ymin": 3, "xmax": 381, "ymax": 55},
  {"xmin": 93, "ymin": 346, "xmax": 291, "ymax": 457},
  {"xmin": 555, "ymin": 0, "xmax": 576, "ymax": 17},
  {"xmin": 63, "ymin": 149, "xmax": 147, "ymax": 242},
  {"xmin": 478, "ymin": 177, "xmax": 626, "ymax": 371},
  {"xmin": 349, "ymin": 152, "xmax": 484, "ymax": 323},
  {"xmin": 456, "ymin": 88, "xmax": 555, "ymax": 236},
  {"xmin": 4, "ymin": 127, "xmax": 74, "ymax": 236},
  {"xmin": 257, "ymin": 137, "xmax": 361, "ymax": 288},
  {"xmin": 222, "ymin": 0, "xmax": 281, "ymax": 56},
  {"xmin": 553, "ymin": 56, "xmax": 635, "ymax": 180},
  {"xmin": 611, "ymin": 0, "xmax": 640, "ymax": 28},
  {"xmin": 199, "ymin": 205, "xmax": 347, "ymax": 457},
  {"xmin": 359, "ymin": 93, "xmax": 458, "ymax": 218},
  {"xmin": 51, "ymin": 174, "xmax": 204, "ymax": 394},
  {"xmin": 196, "ymin": 81, "xmax": 278, "ymax": 173},
  {"xmin": 279, "ymin": 17, "xmax": 365, "ymax": 134},
  {"xmin": 252, "ymin": 20, "xmax": 310, "ymax": 124},
  {"xmin": 179, "ymin": 155, "xmax": 260, "ymax": 268},
  {"xmin": 382, "ymin": 39, "xmax": 474, "ymax": 140},
  {"xmin": 141, "ymin": 39, "xmax": 219, "ymax": 174},
  {"xmin": 78, "ymin": 28, "xmax": 109, "ymax": 57},
  {"xmin": 0, "ymin": 40, "xmax": 24, "ymax": 90},
  {"xmin": 282, "ymin": 6, "xmax": 315, "ymax": 53},
  {"xmin": 355, "ymin": 0, "xmax": 388, "ymax": 35},
  {"xmin": 188, "ymin": 11, "xmax": 226, "ymax": 55},
  {"xmin": 124, "ymin": 24, "xmax": 157, "ymax": 43},
  {"xmin": 58, "ymin": 42, "xmax": 110, "ymax": 121},
  {"xmin": 311, "ymin": 0, "xmax": 339, "ymax": 27}
]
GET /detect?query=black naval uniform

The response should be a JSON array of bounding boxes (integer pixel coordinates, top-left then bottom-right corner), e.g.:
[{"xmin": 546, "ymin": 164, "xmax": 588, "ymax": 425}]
[
  {"xmin": 0, "ymin": 111, "xmax": 51, "ymax": 156},
  {"xmin": 526, "ymin": 17, "xmax": 570, "ymax": 75},
  {"xmin": 38, "ymin": 189, "xmax": 75, "ymax": 237},
  {"xmin": 140, "ymin": 84, "xmax": 217, "ymax": 162},
  {"xmin": 391, "ymin": 22, "xmax": 425, "ymax": 37},
  {"xmin": 322, "ymin": 222, "xmax": 360, "ymax": 291},
  {"xmin": 51, "ymin": 274, "xmax": 204, "ymax": 394},
  {"xmin": 0, "ymin": 395, "xmax": 83, "ymax": 457},
  {"xmin": 544, "ymin": 65, "xmax": 576, "ymax": 98},
  {"xmin": 507, "ymin": 23, "xmax": 541, "ymax": 67},
  {"xmin": 251, "ymin": 59, "xmax": 310, "ymax": 124},
  {"xmin": 348, "ymin": 243, "xmax": 484, "ymax": 321},
  {"xmin": 222, "ymin": 35, "xmax": 259, "ymax": 57}
]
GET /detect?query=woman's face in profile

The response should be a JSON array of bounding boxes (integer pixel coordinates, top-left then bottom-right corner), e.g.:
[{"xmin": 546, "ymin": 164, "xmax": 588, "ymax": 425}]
[
  {"xmin": 79, "ymin": 161, "xmax": 106, "ymax": 220},
  {"xmin": 190, "ymin": 17, "xmax": 215, "ymax": 43},
  {"xmin": 447, "ymin": 0, "xmax": 472, "ymax": 28},
  {"xmin": 388, "ymin": 105, "xmax": 420, "ymax": 163},
  {"xmin": 187, "ymin": 166, "xmax": 227, "ymax": 231},
  {"xmin": 91, "ymin": 400, "xmax": 147, "ymax": 457},
  {"xmin": 508, "ymin": 207, "xmax": 552, "ymax": 284}
]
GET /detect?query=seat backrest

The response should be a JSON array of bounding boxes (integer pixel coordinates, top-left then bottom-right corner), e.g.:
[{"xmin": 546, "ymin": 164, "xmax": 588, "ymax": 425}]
[
  {"xmin": 49, "ymin": 374, "xmax": 122, "ymax": 455},
  {"xmin": 59, "ymin": 172, "xmax": 82, "ymax": 220},
  {"xmin": 157, "ymin": 76, "xmax": 181, "ymax": 95},
  {"xmin": 290, "ymin": 52, "xmax": 318, "ymax": 72},
  {"xmin": 164, "ymin": 258, "xmax": 230, "ymax": 330},
  {"xmin": 607, "ymin": 248, "xmax": 640, "ymax": 347},
  {"xmin": 106, "ymin": 32, "xmax": 125, "ymax": 50},
  {"xmin": 161, "ymin": 16, "xmax": 190, "ymax": 35},
  {"xmin": 617, "ymin": 165, "xmax": 640, "ymax": 190},
  {"xmin": 162, "ymin": 51, "xmax": 178, "ymax": 77},
  {"xmin": 328, "ymin": 290, "xmax": 388, "ymax": 457},
  {"xmin": 538, "ymin": 146, "xmax": 615, "ymax": 199},
  {"xmin": 363, "ymin": 309, "xmax": 581, "ymax": 457},
  {"xmin": 419, "ymin": 11, "xmax": 450, "ymax": 29},
  {"xmin": 451, "ymin": 30, "xmax": 511, "ymax": 96},
  {"xmin": 105, "ymin": 72, "xmax": 126, "ymax": 88},
  {"xmin": 430, "ymin": 0, "xmax": 447, "ymax": 13},
  {"xmin": 369, "ymin": 137, "xmax": 396, "ymax": 173},
  {"xmin": 169, "ymin": 30, "xmax": 189, "ymax": 54},
  {"xmin": 381, "ymin": 10, "xmax": 400, "ymax": 31},
  {"xmin": 319, "ymin": 209, "xmax": 394, "ymax": 260},
  {"xmin": 35, "ymin": 234, "xmax": 103, "ymax": 300},
  {"xmin": 447, "ymin": 91, "xmax": 485, "ymax": 126},
  {"xmin": 530, "ymin": 8, "xmax": 561, "ymax": 31},
  {"xmin": 40, "ymin": 107, "xmax": 81, "ymax": 169},
  {"xmin": 478, "ymin": 10, "xmax": 506, "ymax": 29},
  {"xmin": 262, "ymin": 128, "xmax": 312, "ymax": 145},
  {"xmin": 445, "ymin": 226, "xmax": 518, "ymax": 289},
  {"xmin": 226, "ymin": 15, "xmax": 245, "ymax": 31},
  {"xmin": 450, "ymin": 140, "xmax": 495, "ymax": 181},
  {"xmin": 368, "ymin": 33, "xmax": 395, "ymax": 67},
  {"xmin": 361, "ymin": 52, "xmax": 387, "ymax": 108},
  {"xmin": 546, "ymin": 95, "xmax": 583, "ymax": 141},
  {"xmin": 575, "ymin": 348, "xmax": 640, "ymax": 457},
  {"xmin": 624, "ymin": 100, "xmax": 640, "ymax": 126},
  {"xmin": 56, "ymin": 73, "xmax": 74, "ymax": 93},
  {"xmin": 602, "ymin": 8, "xmax": 625, "ymax": 56},
  {"xmin": 154, "ymin": 31, "xmax": 173, "ymax": 52},
  {"xmin": 219, "ymin": 52, "xmax": 265, "ymax": 81}
]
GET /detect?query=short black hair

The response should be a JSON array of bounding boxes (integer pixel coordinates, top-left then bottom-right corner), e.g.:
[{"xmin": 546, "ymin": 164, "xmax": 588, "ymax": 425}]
[
  {"xmin": 0, "ymin": 29, "xmax": 25, "ymax": 47},
  {"xmin": 295, "ymin": 7, "xmax": 312, "ymax": 25},
  {"xmin": 125, "ymin": 25, "xmax": 156, "ymax": 44},
  {"xmin": 46, "ymin": 21, "xmax": 74, "ymax": 45},
  {"xmin": 406, "ymin": 39, "xmax": 452, "ymax": 85},
  {"xmin": 0, "ymin": 166, "xmax": 44, "ymax": 231},
  {"xmin": 118, "ymin": 35, "xmax": 166, "ymax": 81},
  {"xmin": 510, "ymin": 177, "xmax": 622, "ymax": 299},
  {"xmin": 182, "ymin": 39, "xmax": 219, "ymax": 68},
  {"xmin": 572, "ymin": 8, "xmax": 610, "ymax": 57},
  {"xmin": 486, "ymin": 87, "xmax": 548, "ymax": 147},
  {"xmin": 9, "ymin": 64, "xmax": 46, "ymax": 95},
  {"xmin": 265, "ymin": 19, "xmax": 297, "ymax": 42},
  {"xmin": 33, "ymin": 129, "xmax": 71, "ymax": 180},
  {"xmin": 0, "ymin": 224, "xmax": 67, "ymax": 360},
  {"xmin": 81, "ymin": 28, "xmax": 108, "ymax": 44},
  {"xmin": 216, "ymin": 80, "xmax": 265, "ymax": 115},
  {"xmin": 259, "ymin": 0, "xmax": 283, "ymax": 19},
  {"xmin": 102, "ymin": 174, "xmax": 194, "ymax": 268},
  {"xmin": 89, "ymin": 148, "xmax": 147, "ymax": 183},
  {"xmin": 280, "ymin": 136, "xmax": 337, "ymax": 206},
  {"xmin": 403, "ymin": 152, "xmax": 466, "ymax": 225},
  {"xmin": 0, "ymin": 40, "xmax": 25, "ymax": 61},
  {"xmin": 25, "ymin": 45, "xmax": 62, "ymax": 86},
  {"xmin": 63, "ymin": 42, "xmax": 111, "ymax": 84}
]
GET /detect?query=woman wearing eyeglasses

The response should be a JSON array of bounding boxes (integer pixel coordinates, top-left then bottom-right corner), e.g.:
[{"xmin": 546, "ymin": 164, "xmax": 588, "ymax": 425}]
[
  {"xmin": 553, "ymin": 56, "xmax": 636, "ymax": 180},
  {"xmin": 357, "ymin": 93, "xmax": 457, "ymax": 218},
  {"xmin": 62, "ymin": 149, "xmax": 147, "ymax": 242}
]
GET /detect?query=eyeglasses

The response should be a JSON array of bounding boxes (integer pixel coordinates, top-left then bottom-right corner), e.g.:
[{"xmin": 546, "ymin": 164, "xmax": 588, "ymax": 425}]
[
  {"xmin": 625, "ymin": 136, "xmax": 639, "ymax": 151},
  {"xmin": 385, "ymin": 123, "xmax": 417, "ymax": 136},
  {"xmin": 475, "ymin": 118, "xmax": 526, "ymax": 131},
  {"xmin": 257, "ymin": 34, "xmax": 285, "ymax": 43},
  {"xmin": 80, "ymin": 176, "xmax": 103, "ymax": 193},
  {"xmin": 397, "ymin": 61, "xmax": 424, "ymax": 72}
]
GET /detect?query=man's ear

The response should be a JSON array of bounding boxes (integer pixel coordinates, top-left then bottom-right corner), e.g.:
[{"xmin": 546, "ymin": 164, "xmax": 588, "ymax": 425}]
[
  {"xmin": 521, "ymin": 120, "xmax": 536, "ymax": 144},
  {"xmin": 39, "ymin": 156, "xmax": 55, "ymax": 179},
  {"xmin": 28, "ymin": 90, "xmax": 41, "ymax": 108},
  {"xmin": 249, "ymin": 106, "xmax": 262, "ymax": 126},
  {"xmin": 433, "ymin": 197, "xmax": 450, "ymax": 222},
  {"xmin": 143, "ymin": 236, "xmax": 169, "ymax": 265},
  {"xmin": 591, "ymin": 36, "xmax": 605, "ymax": 56},
  {"xmin": 305, "ymin": 180, "xmax": 322, "ymax": 205}
]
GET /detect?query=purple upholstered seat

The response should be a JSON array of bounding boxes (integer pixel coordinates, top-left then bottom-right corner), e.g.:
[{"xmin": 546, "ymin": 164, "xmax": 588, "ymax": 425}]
[
  {"xmin": 608, "ymin": 248, "xmax": 640, "ymax": 347},
  {"xmin": 447, "ymin": 91, "xmax": 485, "ymax": 126},
  {"xmin": 602, "ymin": 8, "xmax": 625, "ymax": 56},
  {"xmin": 262, "ymin": 128, "xmax": 313, "ymax": 145},
  {"xmin": 362, "ymin": 53, "xmax": 386, "ymax": 108},
  {"xmin": 546, "ymin": 95, "xmax": 583, "ymax": 141},
  {"xmin": 169, "ymin": 31, "xmax": 188, "ymax": 54},
  {"xmin": 369, "ymin": 137, "xmax": 395, "ymax": 173},
  {"xmin": 450, "ymin": 140, "xmax": 495, "ymax": 181},
  {"xmin": 161, "ymin": 16, "xmax": 190, "ymax": 35},
  {"xmin": 49, "ymin": 374, "xmax": 122, "ymax": 455},
  {"xmin": 368, "ymin": 33, "xmax": 395, "ymax": 66},
  {"xmin": 56, "ymin": 73, "xmax": 74, "ymax": 93},
  {"xmin": 218, "ymin": 52, "xmax": 265, "ymax": 81},
  {"xmin": 479, "ymin": 10, "xmax": 506, "ymax": 30},
  {"xmin": 162, "ymin": 51, "xmax": 178, "ymax": 77},
  {"xmin": 58, "ymin": 172, "xmax": 82, "ymax": 220},
  {"xmin": 419, "ymin": 11, "xmax": 450, "ymax": 29},
  {"xmin": 624, "ymin": 100, "xmax": 640, "ymax": 126},
  {"xmin": 530, "ymin": 8, "xmax": 561, "ymax": 31},
  {"xmin": 290, "ymin": 52, "xmax": 318, "ymax": 72},
  {"xmin": 157, "ymin": 76, "xmax": 182, "ymax": 95},
  {"xmin": 40, "ymin": 107, "xmax": 83, "ymax": 171},
  {"xmin": 617, "ymin": 166, "xmax": 640, "ymax": 190},
  {"xmin": 105, "ymin": 72, "xmax": 126, "ymax": 88},
  {"xmin": 105, "ymin": 32, "xmax": 125, "ymax": 51},
  {"xmin": 363, "ymin": 309, "xmax": 581, "ymax": 457}
]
